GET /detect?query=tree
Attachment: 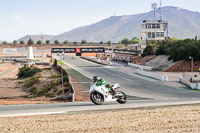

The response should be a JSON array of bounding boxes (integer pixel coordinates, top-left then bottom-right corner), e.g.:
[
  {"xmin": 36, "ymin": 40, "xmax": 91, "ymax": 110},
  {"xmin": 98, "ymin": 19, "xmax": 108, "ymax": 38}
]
[
  {"xmin": 37, "ymin": 40, "xmax": 42, "ymax": 45},
  {"xmin": 116, "ymin": 44, "xmax": 124, "ymax": 48},
  {"xmin": 3, "ymin": 41, "xmax": 7, "ymax": 45},
  {"xmin": 64, "ymin": 40, "xmax": 68, "ymax": 44},
  {"xmin": 73, "ymin": 41, "xmax": 77, "ymax": 44},
  {"xmin": 121, "ymin": 38, "xmax": 130, "ymax": 46},
  {"xmin": 54, "ymin": 40, "xmax": 60, "ymax": 45},
  {"xmin": 90, "ymin": 42, "xmax": 93, "ymax": 44},
  {"xmin": 107, "ymin": 41, "xmax": 112, "ymax": 46},
  {"xmin": 130, "ymin": 37, "xmax": 141, "ymax": 44},
  {"xmin": 100, "ymin": 41, "xmax": 104, "ymax": 44},
  {"xmin": 28, "ymin": 38, "xmax": 34, "ymax": 45},
  {"xmin": 13, "ymin": 40, "xmax": 17, "ymax": 45},
  {"xmin": 81, "ymin": 40, "xmax": 87, "ymax": 44},
  {"xmin": 46, "ymin": 40, "xmax": 50, "ymax": 44},
  {"xmin": 20, "ymin": 40, "xmax": 25, "ymax": 45},
  {"xmin": 142, "ymin": 45, "xmax": 154, "ymax": 57}
]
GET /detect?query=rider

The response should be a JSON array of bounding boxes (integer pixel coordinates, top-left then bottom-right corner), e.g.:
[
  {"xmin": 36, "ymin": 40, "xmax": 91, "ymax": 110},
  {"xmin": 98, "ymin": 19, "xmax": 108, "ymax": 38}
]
[{"xmin": 92, "ymin": 76, "xmax": 115, "ymax": 95}]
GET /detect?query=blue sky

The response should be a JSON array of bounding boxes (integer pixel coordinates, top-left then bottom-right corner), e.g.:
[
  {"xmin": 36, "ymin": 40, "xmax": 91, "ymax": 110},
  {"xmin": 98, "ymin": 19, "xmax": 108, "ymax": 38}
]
[{"xmin": 0, "ymin": 0, "xmax": 200, "ymax": 42}]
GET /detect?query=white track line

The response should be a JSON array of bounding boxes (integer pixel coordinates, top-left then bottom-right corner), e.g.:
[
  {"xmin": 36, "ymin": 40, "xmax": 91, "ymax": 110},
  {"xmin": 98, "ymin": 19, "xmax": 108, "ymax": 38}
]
[
  {"xmin": 0, "ymin": 111, "xmax": 65, "ymax": 117},
  {"xmin": 98, "ymin": 69, "xmax": 133, "ymax": 81}
]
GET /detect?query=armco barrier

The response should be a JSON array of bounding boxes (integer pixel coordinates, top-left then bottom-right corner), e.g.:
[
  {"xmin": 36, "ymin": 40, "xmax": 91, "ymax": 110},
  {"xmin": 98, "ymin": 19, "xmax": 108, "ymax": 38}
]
[
  {"xmin": 81, "ymin": 56, "xmax": 109, "ymax": 65},
  {"xmin": 178, "ymin": 77, "xmax": 199, "ymax": 89},
  {"xmin": 136, "ymin": 69, "xmax": 168, "ymax": 81},
  {"xmin": 128, "ymin": 62, "xmax": 154, "ymax": 70},
  {"xmin": 53, "ymin": 59, "xmax": 75, "ymax": 101}
]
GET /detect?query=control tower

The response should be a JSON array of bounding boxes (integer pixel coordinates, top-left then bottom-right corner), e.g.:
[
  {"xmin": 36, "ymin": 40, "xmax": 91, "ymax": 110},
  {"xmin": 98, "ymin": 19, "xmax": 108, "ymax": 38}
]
[{"xmin": 141, "ymin": 2, "xmax": 168, "ymax": 48}]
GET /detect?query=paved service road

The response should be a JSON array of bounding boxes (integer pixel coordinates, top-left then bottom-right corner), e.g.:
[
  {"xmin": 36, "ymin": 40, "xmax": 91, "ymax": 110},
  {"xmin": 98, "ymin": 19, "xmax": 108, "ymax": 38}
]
[{"xmin": 1, "ymin": 55, "xmax": 200, "ymax": 117}]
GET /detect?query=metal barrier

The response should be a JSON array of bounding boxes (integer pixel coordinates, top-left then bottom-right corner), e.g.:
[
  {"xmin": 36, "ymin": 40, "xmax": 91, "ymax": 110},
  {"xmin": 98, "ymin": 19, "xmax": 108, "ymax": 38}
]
[{"xmin": 53, "ymin": 59, "xmax": 75, "ymax": 101}]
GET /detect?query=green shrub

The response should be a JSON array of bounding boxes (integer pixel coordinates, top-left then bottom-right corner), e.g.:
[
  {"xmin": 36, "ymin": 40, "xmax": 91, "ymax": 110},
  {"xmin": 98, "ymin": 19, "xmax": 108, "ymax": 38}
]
[
  {"xmin": 37, "ymin": 79, "xmax": 61, "ymax": 97},
  {"xmin": 45, "ymin": 93, "xmax": 55, "ymax": 97},
  {"xmin": 17, "ymin": 81, "xmax": 24, "ymax": 84},
  {"xmin": 23, "ymin": 75, "xmax": 41, "ymax": 88},
  {"xmin": 48, "ymin": 74, "xmax": 61, "ymax": 79},
  {"xmin": 30, "ymin": 87, "xmax": 37, "ymax": 94},
  {"xmin": 63, "ymin": 75, "xmax": 68, "ymax": 82},
  {"xmin": 17, "ymin": 64, "xmax": 41, "ymax": 78},
  {"xmin": 56, "ymin": 90, "xmax": 62, "ymax": 95}
]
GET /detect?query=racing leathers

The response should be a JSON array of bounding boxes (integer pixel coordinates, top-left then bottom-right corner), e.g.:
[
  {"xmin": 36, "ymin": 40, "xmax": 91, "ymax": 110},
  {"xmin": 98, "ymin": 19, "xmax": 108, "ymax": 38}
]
[{"xmin": 96, "ymin": 79, "xmax": 115, "ymax": 95}]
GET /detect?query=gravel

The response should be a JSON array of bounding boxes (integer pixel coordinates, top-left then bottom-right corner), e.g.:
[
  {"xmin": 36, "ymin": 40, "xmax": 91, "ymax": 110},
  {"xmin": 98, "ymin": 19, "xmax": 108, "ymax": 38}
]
[{"xmin": 1, "ymin": 104, "xmax": 200, "ymax": 133}]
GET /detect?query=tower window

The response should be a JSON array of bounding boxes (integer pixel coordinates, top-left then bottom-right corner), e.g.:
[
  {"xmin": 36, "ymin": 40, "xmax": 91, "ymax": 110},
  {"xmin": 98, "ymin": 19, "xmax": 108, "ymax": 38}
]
[
  {"xmin": 152, "ymin": 24, "xmax": 156, "ymax": 29},
  {"xmin": 156, "ymin": 24, "xmax": 160, "ymax": 29}
]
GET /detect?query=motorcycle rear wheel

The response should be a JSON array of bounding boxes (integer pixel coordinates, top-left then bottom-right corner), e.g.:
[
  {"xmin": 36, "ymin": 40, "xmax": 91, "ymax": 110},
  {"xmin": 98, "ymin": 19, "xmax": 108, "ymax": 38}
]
[
  {"xmin": 90, "ymin": 91, "xmax": 104, "ymax": 105},
  {"xmin": 116, "ymin": 91, "xmax": 127, "ymax": 104}
]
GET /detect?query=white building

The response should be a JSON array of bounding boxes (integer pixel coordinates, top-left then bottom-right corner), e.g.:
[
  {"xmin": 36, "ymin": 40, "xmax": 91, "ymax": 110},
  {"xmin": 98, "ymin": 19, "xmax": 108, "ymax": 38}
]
[{"xmin": 141, "ymin": 20, "xmax": 168, "ymax": 47}]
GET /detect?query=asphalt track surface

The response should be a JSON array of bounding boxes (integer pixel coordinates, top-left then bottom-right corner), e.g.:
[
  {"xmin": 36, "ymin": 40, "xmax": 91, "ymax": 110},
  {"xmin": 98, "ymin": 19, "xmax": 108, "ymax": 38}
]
[
  {"xmin": 61, "ymin": 55, "xmax": 200, "ymax": 100},
  {"xmin": 1, "ymin": 55, "xmax": 200, "ymax": 117}
]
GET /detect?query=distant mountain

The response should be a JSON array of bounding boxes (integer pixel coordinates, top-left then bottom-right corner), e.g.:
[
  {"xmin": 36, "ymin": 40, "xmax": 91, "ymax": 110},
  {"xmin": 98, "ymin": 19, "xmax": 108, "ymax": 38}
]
[
  {"xmin": 51, "ymin": 6, "xmax": 200, "ymax": 43},
  {"xmin": 17, "ymin": 35, "xmax": 55, "ymax": 43}
]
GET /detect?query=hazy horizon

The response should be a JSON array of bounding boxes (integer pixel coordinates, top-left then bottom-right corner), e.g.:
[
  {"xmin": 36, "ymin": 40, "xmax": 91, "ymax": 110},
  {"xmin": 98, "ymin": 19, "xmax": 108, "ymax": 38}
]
[{"xmin": 1, "ymin": 0, "xmax": 200, "ymax": 42}]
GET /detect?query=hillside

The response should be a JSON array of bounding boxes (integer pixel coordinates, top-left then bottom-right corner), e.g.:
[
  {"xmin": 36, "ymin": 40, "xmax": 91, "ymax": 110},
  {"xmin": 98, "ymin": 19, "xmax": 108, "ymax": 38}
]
[
  {"xmin": 51, "ymin": 6, "xmax": 200, "ymax": 42},
  {"xmin": 17, "ymin": 35, "xmax": 55, "ymax": 43}
]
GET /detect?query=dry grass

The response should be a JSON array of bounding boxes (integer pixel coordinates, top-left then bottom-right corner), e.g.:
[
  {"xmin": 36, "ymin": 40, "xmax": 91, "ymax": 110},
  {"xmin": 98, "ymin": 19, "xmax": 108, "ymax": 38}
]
[{"xmin": 1, "ymin": 104, "xmax": 200, "ymax": 133}]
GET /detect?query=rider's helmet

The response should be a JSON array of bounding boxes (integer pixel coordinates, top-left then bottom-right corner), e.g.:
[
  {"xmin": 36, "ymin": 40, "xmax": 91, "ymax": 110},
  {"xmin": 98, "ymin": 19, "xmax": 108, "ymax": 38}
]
[{"xmin": 92, "ymin": 76, "xmax": 100, "ymax": 83}]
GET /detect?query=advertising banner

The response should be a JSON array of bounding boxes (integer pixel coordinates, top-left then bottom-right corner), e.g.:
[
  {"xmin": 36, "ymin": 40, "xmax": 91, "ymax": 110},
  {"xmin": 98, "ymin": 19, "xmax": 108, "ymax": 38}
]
[
  {"xmin": 52, "ymin": 47, "xmax": 105, "ymax": 53},
  {"xmin": 52, "ymin": 48, "xmax": 76, "ymax": 53},
  {"xmin": 81, "ymin": 48, "xmax": 104, "ymax": 53}
]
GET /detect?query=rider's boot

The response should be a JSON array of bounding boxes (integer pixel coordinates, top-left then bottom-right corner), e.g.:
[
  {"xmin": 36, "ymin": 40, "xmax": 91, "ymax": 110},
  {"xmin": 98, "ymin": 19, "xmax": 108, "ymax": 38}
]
[{"xmin": 110, "ymin": 89, "xmax": 116, "ymax": 95}]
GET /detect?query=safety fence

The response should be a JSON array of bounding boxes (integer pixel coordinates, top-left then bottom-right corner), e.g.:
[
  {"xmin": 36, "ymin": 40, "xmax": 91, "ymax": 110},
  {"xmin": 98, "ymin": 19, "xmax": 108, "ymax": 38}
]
[{"xmin": 53, "ymin": 59, "xmax": 75, "ymax": 101}]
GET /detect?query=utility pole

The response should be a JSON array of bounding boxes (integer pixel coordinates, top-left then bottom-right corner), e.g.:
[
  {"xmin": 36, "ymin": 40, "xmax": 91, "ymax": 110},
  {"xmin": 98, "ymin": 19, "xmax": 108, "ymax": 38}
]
[
  {"xmin": 189, "ymin": 56, "xmax": 194, "ymax": 78},
  {"xmin": 159, "ymin": 0, "xmax": 162, "ymax": 21},
  {"xmin": 152, "ymin": 3, "xmax": 157, "ymax": 21}
]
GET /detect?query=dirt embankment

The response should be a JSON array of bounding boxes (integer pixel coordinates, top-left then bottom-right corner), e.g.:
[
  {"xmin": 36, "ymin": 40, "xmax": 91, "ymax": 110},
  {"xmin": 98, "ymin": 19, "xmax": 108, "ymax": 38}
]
[
  {"xmin": 166, "ymin": 60, "xmax": 200, "ymax": 72},
  {"xmin": 1, "ymin": 104, "xmax": 200, "ymax": 132},
  {"xmin": 132, "ymin": 55, "xmax": 156, "ymax": 65},
  {"xmin": 0, "ymin": 61, "xmax": 72, "ymax": 105},
  {"xmin": 133, "ymin": 55, "xmax": 200, "ymax": 72}
]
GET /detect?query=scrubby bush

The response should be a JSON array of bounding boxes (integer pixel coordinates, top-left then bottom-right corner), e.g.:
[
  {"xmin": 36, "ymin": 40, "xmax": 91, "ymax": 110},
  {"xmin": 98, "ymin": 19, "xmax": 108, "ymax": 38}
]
[
  {"xmin": 17, "ymin": 64, "xmax": 41, "ymax": 78},
  {"xmin": 30, "ymin": 87, "xmax": 37, "ymax": 94},
  {"xmin": 23, "ymin": 75, "xmax": 41, "ymax": 88},
  {"xmin": 37, "ymin": 79, "xmax": 61, "ymax": 97},
  {"xmin": 48, "ymin": 74, "xmax": 61, "ymax": 79}
]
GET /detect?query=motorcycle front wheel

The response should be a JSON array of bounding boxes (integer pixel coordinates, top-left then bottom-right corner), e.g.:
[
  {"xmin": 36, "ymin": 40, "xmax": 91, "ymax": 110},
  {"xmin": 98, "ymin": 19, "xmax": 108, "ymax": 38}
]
[
  {"xmin": 116, "ymin": 91, "xmax": 127, "ymax": 104},
  {"xmin": 90, "ymin": 91, "xmax": 104, "ymax": 105}
]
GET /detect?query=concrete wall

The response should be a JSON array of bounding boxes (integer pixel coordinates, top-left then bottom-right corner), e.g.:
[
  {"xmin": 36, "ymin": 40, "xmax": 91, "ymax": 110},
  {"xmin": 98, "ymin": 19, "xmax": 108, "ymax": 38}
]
[
  {"xmin": 128, "ymin": 62, "xmax": 154, "ymax": 70},
  {"xmin": 136, "ymin": 69, "xmax": 168, "ymax": 81}
]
